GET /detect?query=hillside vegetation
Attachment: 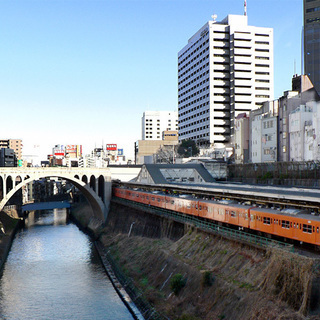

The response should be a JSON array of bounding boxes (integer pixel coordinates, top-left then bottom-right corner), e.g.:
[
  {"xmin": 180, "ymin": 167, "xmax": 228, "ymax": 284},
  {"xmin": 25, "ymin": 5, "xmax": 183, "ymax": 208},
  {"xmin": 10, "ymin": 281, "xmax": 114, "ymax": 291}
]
[{"xmin": 72, "ymin": 201, "xmax": 320, "ymax": 319}]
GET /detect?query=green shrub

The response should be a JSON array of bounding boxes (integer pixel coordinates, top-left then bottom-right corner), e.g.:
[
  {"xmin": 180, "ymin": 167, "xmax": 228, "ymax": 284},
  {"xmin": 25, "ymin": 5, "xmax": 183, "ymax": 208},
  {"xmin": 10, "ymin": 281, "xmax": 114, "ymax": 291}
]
[
  {"xmin": 170, "ymin": 273, "xmax": 186, "ymax": 295},
  {"xmin": 202, "ymin": 271, "xmax": 214, "ymax": 287}
]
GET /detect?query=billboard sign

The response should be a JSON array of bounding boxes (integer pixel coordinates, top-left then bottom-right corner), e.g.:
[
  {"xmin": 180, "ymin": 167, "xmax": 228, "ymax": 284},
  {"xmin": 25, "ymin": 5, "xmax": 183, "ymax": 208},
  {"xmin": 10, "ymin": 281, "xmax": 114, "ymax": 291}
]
[
  {"xmin": 118, "ymin": 149, "xmax": 124, "ymax": 156},
  {"xmin": 107, "ymin": 144, "xmax": 117, "ymax": 151}
]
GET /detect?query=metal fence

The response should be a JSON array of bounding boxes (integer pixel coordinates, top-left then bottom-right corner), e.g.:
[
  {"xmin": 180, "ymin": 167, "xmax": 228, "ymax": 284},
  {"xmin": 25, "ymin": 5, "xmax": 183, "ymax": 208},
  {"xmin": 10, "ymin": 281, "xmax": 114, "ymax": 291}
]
[
  {"xmin": 228, "ymin": 161, "xmax": 320, "ymax": 187},
  {"xmin": 113, "ymin": 197, "xmax": 294, "ymax": 252}
]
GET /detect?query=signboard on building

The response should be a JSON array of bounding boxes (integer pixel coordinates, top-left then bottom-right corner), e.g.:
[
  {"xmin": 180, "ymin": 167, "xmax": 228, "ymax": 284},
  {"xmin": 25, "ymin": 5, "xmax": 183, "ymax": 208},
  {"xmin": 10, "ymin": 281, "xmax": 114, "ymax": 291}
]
[
  {"xmin": 65, "ymin": 145, "xmax": 82, "ymax": 157},
  {"xmin": 118, "ymin": 149, "xmax": 123, "ymax": 156},
  {"xmin": 107, "ymin": 144, "xmax": 117, "ymax": 151}
]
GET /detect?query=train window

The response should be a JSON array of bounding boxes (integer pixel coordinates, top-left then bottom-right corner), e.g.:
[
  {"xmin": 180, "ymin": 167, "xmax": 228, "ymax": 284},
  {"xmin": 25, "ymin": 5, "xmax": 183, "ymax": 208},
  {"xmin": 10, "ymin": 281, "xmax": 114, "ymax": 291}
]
[
  {"xmin": 152, "ymin": 197, "xmax": 155, "ymax": 201},
  {"xmin": 290, "ymin": 222, "xmax": 292, "ymax": 228},
  {"xmin": 245, "ymin": 213, "xmax": 248, "ymax": 220},
  {"xmin": 231, "ymin": 211, "xmax": 236, "ymax": 217},
  {"xmin": 281, "ymin": 220, "xmax": 290, "ymax": 229},
  {"xmin": 199, "ymin": 205, "xmax": 202, "ymax": 210},
  {"xmin": 136, "ymin": 194, "xmax": 139, "ymax": 197},
  {"xmin": 170, "ymin": 200, "xmax": 174, "ymax": 205},
  {"xmin": 157, "ymin": 198, "xmax": 160, "ymax": 202},
  {"xmin": 317, "ymin": 227, "xmax": 319, "ymax": 233},
  {"xmin": 195, "ymin": 205, "xmax": 198, "ymax": 209},
  {"xmin": 313, "ymin": 226, "xmax": 315, "ymax": 233},
  {"xmin": 263, "ymin": 217, "xmax": 271, "ymax": 225},
  {"xmin": 226, "ymin": 210, "xmax": 229, "ymax": 215},
  {"xmin": 250, "ymin": 215, "xmax": 255, "ymax": 221},
  {"xmin": 146, "ymin": 196, "xmax": 149, "ymax": 200},
  {"xmin": 303, "ymin": 224, "xmax": 312, "ymax": 234}
]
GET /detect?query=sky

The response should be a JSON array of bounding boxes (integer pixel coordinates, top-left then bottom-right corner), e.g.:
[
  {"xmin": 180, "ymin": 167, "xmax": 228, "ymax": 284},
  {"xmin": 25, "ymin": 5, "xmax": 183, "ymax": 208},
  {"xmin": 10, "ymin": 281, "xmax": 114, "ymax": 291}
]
[{"xmin": 0, "ymin": 0, "xmax": 303, "ymax": 162}]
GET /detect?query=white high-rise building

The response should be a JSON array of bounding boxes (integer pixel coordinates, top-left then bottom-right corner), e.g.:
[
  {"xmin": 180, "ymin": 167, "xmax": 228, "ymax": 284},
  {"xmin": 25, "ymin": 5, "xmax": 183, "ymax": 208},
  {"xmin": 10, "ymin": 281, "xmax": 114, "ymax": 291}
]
[
  {"xmin": 142, "ymin": 111, "xmax": 178, "ymax": 140},
  {"xmin": 178, "ymin": 14, "xmax": 274, "ymax": 149}
]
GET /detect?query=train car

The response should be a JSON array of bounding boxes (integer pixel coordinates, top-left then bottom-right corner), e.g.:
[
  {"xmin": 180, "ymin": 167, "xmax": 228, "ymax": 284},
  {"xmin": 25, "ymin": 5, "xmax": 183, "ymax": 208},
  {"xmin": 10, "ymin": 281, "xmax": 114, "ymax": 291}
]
[
  {"xmin": 149, "ymin": 192, "xmax": 166, "ymax": 209},
  {"xmin": 197, "ymin": 199, "xmax": 251, "ymax": 229},
  {"xmin": 174, "ymin": 195, "xmax": 199, "ymax": 217},
  {"xmin": 113, "ymin": 186, "xmax": 125, "ymax": 198},
  {"xmin": 250, "ymin": 207, "xmax": 320, "ymax": 246},
  {"xmin": 113, "ymin": 186, "xmax": 320, "ymax": 247}
]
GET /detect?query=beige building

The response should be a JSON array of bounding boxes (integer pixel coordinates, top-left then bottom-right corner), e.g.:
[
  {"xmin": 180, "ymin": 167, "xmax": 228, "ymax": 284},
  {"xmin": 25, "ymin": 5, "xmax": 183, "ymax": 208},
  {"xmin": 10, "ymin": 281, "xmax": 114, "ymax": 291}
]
[
  {"xmin": 0, "ymin": 139, "xmax": 22, "ymax": 160},
  {"xmin": 136, "ymin": 130, "xmax": 179, "ymax": 164}
]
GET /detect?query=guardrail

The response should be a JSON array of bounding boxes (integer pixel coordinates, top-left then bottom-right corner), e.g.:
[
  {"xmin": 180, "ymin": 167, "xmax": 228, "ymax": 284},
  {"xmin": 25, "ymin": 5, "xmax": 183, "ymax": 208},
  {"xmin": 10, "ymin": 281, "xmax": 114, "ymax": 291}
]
[{"xmin": 113, "ymin": 197, "xmax": 294, "ymax": 252}]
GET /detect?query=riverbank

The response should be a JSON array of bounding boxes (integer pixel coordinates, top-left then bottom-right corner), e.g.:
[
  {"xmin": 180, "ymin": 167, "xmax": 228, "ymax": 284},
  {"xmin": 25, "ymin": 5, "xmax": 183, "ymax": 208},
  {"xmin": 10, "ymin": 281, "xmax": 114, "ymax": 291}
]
[{"xmin": 0, "ymin": 212, "xmax": 22, "ymax": 275}]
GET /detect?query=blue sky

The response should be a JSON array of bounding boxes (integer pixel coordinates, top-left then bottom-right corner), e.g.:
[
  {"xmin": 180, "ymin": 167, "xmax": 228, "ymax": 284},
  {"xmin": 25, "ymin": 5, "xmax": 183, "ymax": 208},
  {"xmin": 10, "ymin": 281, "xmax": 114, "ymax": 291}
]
[{"xmin": 0, "ymin": 0, "xmax": 302, "ymax": 161}]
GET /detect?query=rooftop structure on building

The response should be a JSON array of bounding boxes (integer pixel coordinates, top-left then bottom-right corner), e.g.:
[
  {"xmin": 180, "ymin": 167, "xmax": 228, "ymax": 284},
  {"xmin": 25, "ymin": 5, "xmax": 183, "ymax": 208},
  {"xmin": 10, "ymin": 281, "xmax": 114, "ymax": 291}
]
[
  {"xmin": 142, "ymin": 111, "xmax": 178, "ymax": 140},
  {"xmin": 178, "ymin": 14, "xmax": 274, "ymax": 150},
  {"xmin": 304, "ymin": 0, "xmax": 320, "ymax": 94}
]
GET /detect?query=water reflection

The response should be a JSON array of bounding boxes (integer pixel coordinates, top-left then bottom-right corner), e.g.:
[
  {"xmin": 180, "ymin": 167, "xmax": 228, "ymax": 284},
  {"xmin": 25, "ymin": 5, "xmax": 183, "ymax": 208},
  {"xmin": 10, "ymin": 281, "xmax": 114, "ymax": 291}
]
[{"xmin": 0, "ymin": 208, "xmax": 133, "ymax": 320}]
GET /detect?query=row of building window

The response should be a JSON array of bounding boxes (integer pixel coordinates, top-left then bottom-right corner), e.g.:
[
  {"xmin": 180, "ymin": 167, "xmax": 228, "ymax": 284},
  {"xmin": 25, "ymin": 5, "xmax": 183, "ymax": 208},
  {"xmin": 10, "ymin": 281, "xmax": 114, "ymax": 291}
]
[
  {"xmin": 178, "ymin": 47, "xmax": 210, "ymax": 74},
  {"xmin": 179, "ymin": 77, "xmax": 210, "ymax": 106},
  {"xmin": 178, "ymin": 39, "xmax": 209, "ymax": 68},
  {"xmin": 179, "ymin": 82, "xmax": 209, "ymax": 99},
  {"xmin": 306, "ymin": 17, "xmax": 320, "ymax": 23},
  {"xmin": 306, "ymin": 6, "xmax": 320, "ymax": 13},
  {"xmin": 178, "ymin": 60, "xmax": 209, "ymax": 86},
  {"xmin": 180, "ymin": 132, "xmax": 210, "ymax": 140},
  {"xmin": 179, "ymin": 111, "xmax": 210, "ymax": 124},
  {"xmin": 179, "ymin": 125, "xmax": 209, "ymax": 134},
  {"xmin": 179, "ymin": 98, "xmax": 209, "ymax": 112}
]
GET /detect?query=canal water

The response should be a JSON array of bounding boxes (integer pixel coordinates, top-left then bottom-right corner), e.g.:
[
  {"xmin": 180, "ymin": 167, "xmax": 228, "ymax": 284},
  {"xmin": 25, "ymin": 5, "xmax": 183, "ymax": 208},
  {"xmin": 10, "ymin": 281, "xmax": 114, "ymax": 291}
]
[{"xmin": 0, "ymin": 208, "xmax": 134, "ymax": 320}]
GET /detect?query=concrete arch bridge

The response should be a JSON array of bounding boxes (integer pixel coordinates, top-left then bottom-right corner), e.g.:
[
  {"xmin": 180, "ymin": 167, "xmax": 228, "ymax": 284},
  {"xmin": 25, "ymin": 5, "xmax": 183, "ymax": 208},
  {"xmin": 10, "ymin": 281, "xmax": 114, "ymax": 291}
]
[{"xmin": 0, "ymin": 167, "xmax": 111, "ymax": 223}]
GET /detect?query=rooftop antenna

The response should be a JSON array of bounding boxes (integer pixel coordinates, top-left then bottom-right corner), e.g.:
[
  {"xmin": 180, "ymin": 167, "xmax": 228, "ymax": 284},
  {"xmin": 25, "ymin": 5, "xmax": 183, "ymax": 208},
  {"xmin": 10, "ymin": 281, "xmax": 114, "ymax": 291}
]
[
  {"xmin": 244, "ymin": 0, "xmax": 247, "ymax": 16},
  {"xmin": 211, "ymin": 14, "xmax": 217, "ymax": 22}
]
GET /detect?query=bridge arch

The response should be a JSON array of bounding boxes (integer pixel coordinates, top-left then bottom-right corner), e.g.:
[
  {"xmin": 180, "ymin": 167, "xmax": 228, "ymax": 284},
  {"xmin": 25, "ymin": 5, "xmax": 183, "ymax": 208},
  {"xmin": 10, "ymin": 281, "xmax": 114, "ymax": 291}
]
[
  {"xmin": 6, "ymin": 176, "xmax": 13, "ymax": 194},
  {"xmin": 90, "ymin": 175, "xmax": 96, "ymax": 191},
  {"xmin": 0, "ymin": 171, "xmax": 110, "ymax": 223},
  {"xmin": 15, "ymin": 176, "xmax": 22, "ymax": 186},
  {"xmin": 98, "ymin": 175, "xmax": 105, "ymax": 202},
  {"xmin": 82, "ymin": 175, "xmax": 88, "ymax": 184}
]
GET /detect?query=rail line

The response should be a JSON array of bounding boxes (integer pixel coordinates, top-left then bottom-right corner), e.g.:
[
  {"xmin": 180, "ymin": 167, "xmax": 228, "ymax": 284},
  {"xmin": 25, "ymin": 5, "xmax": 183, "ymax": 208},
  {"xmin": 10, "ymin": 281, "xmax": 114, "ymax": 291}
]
[{"xmin": 112, "ymin": 197, "xmax": 294, "ymax": 252}]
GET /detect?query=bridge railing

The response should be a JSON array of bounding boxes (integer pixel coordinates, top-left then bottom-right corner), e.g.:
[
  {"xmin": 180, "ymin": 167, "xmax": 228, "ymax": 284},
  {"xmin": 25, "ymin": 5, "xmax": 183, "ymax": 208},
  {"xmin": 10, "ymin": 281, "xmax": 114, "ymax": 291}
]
[{"xmin": 112, "ymin": 197, "xmax": 294, "ymax": 252}]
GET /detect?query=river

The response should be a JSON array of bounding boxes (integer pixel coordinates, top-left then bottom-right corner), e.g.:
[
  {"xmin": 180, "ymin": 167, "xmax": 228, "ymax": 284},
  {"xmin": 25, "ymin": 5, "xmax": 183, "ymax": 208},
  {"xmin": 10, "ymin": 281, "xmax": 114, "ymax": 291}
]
[{"xmin": 0, "ymin": 208, "xmax": 134, "ymax": 320}]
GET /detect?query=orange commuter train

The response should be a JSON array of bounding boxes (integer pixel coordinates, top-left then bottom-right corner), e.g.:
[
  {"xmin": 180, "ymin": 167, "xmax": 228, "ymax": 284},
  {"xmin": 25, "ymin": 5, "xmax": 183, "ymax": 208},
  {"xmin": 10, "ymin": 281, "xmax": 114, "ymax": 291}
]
[{"xmin": 113, "ymin": 186, "xmax": 320, "ymax": 247}]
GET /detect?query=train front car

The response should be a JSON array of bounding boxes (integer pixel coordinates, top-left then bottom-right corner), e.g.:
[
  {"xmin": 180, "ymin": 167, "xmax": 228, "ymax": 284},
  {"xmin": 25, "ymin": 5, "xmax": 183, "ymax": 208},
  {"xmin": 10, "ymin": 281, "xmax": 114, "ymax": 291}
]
[{"xmin": 250, "ymin": 207, "xmax": 320, "ymax": 246}]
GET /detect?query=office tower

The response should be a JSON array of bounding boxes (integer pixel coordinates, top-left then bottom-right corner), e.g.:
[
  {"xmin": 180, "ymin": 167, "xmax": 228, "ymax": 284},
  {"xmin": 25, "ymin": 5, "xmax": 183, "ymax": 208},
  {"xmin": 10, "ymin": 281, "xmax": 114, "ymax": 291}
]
[
  {"xmin": 178, "ymin": 14, "xmax": 273, "ymax": 149},
  {"xmin": 304, "ymin": 0, "xmax": 320, "ymax": 94}
]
